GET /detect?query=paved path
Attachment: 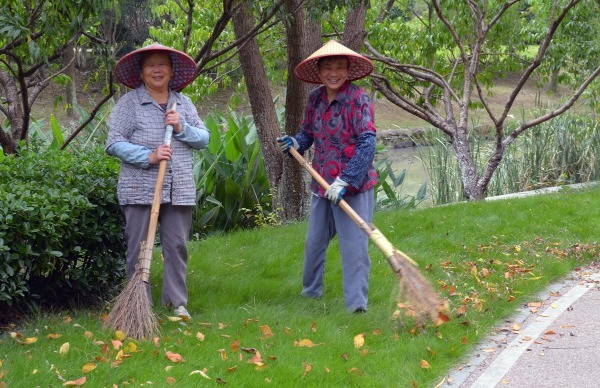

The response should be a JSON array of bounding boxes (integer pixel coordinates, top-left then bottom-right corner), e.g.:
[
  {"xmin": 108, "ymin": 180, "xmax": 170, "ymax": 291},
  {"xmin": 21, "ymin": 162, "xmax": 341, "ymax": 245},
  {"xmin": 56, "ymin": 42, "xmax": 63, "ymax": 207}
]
[{"xmin": 444, "ymin": 263, "xmax": 600, "ymax": 388}]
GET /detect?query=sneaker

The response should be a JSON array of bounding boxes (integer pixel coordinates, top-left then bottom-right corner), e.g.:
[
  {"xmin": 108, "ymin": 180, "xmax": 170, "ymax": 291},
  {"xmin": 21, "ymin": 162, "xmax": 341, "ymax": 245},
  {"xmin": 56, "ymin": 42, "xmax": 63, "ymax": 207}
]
[
  {"xmin": 174, "ymin": 306, "xmax": 191, "ymax": 320},
  {"xmin": 353, "ymin": 308, "xmax": 367, "ymax": 314}
]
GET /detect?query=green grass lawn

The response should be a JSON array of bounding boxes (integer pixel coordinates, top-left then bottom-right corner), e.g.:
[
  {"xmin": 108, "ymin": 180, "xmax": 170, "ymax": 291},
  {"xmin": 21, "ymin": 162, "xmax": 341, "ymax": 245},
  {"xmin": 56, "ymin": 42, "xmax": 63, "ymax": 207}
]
[{"xmin": 2, "ymin": 185, "xmax": 600, "ymax": 387}]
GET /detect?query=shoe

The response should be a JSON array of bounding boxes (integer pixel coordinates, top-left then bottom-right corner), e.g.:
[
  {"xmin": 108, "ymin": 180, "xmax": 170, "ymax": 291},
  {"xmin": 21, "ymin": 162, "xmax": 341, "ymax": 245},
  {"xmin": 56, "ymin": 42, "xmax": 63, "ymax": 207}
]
[
  {"xmin": 174, "ymin": 306, "xmax": 191, "ymax": 319},
  {"xmin": 353, "ymin": 308, "xmax": 367, "ymax": 314}
]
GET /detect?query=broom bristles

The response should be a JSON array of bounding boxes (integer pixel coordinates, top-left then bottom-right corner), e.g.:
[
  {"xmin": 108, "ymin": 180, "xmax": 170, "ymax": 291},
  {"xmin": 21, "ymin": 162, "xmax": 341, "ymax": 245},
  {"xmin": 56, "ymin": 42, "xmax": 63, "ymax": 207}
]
[
  {"xmin": 103, "ymin": 272, "xmax": 159, "ymax": 340},
  {"xmin": 390, "ymin": 251, "xmax": 447, "ymax": 322}
]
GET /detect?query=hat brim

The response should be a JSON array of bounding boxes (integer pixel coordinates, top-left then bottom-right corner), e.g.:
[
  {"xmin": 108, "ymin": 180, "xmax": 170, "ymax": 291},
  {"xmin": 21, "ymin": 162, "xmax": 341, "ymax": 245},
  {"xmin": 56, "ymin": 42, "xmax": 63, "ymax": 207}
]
[
  {"xmin": 293, "ymin": 40, "xmax": 373, "ymax": 84},
  {"xmin": 114, "ymin": 44, "xmax": 197, "ymax": 90}
]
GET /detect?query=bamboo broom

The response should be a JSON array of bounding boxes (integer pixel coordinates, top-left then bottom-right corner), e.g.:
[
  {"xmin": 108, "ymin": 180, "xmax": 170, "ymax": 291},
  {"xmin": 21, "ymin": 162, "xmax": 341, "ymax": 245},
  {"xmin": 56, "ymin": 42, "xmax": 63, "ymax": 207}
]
[
  {"xmin": 103, "ymin": 102, "xmax": 178, "ymax": 339},
  {"xmin": 287, "ymin": 147, "xmax": 446, "ymax": 322}
]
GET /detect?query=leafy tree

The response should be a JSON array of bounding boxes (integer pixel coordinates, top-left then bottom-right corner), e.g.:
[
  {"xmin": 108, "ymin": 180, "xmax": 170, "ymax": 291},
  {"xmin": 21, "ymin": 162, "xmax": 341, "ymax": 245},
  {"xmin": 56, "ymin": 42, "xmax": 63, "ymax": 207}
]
[
  {"xmin": 366, "ymin": 0, "xmax": 600, "ymax": 200},
  {"xmin": 0, "ymin": 0, "xmax": 112, "ymax": 154}
]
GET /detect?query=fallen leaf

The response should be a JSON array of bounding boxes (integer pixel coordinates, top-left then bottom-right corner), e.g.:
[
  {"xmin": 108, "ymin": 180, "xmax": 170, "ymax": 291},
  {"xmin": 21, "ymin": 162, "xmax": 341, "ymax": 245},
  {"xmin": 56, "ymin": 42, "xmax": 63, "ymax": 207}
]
[
  {"xmin": 84, "ymin": 331, "xmax": 93, "ymax": 339},
  {"xmin": 153, "ymin": 337, "xmax": 160, "ymax": 347},
  {"xmin": 482, "ymin": 348, "xmax": 496, "ymax": 353},
  {"xmin": 17, "ymin": 337, "xmax": 38, "ymax": 345},
  {"xmin": 218, "ymin": 349, "xmax": 228, "ymax": 360},
  {"xmin": 63, "ymin": 377, "xmax": 86, "ymax": 386},
  {"xmin": 522, "ymin": 336, "xmax": 532, "ymax": 341},
  {"xmin": 190, "ymin": 369, "xmax": 211, "ymax": 379},
  {"xmin": 227, "ymin": 366, "xmax": 237, "ymax": 373},
  {"xmin": 420, "ymin": 360, "xmax": 431, "ymax": 369},
  {"xmin": 82, "ymin": 363, "xmax": 96, "ymax": 373},
  {"xmin": 551, "ymin": 303, "xmax": 558, "ymax": 309},
  {"xmin": 296, "ymin": 339, "xmax": 317, "ymax": 348},
  {"xmin": 435, "ymin": 312, "xmax": 450, "ymax": 326},
  {"xmin": 167, "ymin": 316, "xmax": 182, "ymax": 322},
  {"xmin": 545, "ymin": 330, "xmax": 557, "ymax": 335},
  {"xmin": 455, "ymin": 305, "xmax": 467, "ymax": 317},
  {"xmin": 165, "ymin": 366, "xmax": 173, "ymax": 372},
  {"xmin": 123, "ymin": 342, "xmax": 137, "ymax": 353},
  {"xmin": 373, "ymin": 329, "xmax": 381, "ymax": 335},
  {"xmin": 513, "ymin": 323, "xmax": 521, "ymax": 331},
  {"xmin": 114, "ymin": 330, "xmax": 126, "ymax": 341},
  {"xmin": 311, "ymin": 322, "xmax": 317, "ymax": 333},
  {"xmin": 284, "ymin": 327, "xmax": 292, "ymax": 335},
  {"xmin": 111, "ymin": 340, "xmax": 122, "ymax": 350},
  {"xmin": 230, "ymin": 338, "xmax": 239, "ymax": 351},
  {"xmin": 247, "ymin": 351, "xmax": 263, "ymax": 365},
  {"xmin": 426, "ymin": 347, "xmax": 436, "ymax": 356},
  {"xmin": 303, "ymin": 362, "xmax": 312, "ymax": 377},
  {"xmin": 508, "ymin": 295, "xmax": 515, "ymax": 302},
  {"xmin": 47, "ymin": 333, "xmax": 62, "ymax": 339},
  {"xmin": 241, "ymin": 347, "xmax": 257, "ymax": 354},
  {"xmin": 59, "ymin": 342, "xmax": 70, "ymax": 355},
  {"xmin": 166, "ymin": 351, "xmax": 185, "ymax": 363},
  {"xmin": 461, "ymin": 337, "xmax": 468, "ymax": 344},
  {"xmin": 348, "ymin": 367, "xmax": 363, "ymax": 376},
  {"xmin": 353, "ymin": 333, "xmax": 365, "ymax": 349},
  {"xmin": 260, "ymin": 325, "xmax": 273, "ymax": 338},
  {"xmin": 166, "ymin": 376, "xmax": 176, "ymax": 385}
]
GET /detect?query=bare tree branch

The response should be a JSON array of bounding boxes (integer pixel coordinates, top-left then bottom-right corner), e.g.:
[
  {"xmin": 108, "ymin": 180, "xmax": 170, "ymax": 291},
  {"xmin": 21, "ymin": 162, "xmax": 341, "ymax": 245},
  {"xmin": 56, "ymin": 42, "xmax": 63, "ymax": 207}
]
[
  {"xmin": 61, "ymin": 73, "xmax": 116, "ymax": 150},
  {"xmin": 497, "ymin": 0, "xmax": 581, "ymax": 128}
]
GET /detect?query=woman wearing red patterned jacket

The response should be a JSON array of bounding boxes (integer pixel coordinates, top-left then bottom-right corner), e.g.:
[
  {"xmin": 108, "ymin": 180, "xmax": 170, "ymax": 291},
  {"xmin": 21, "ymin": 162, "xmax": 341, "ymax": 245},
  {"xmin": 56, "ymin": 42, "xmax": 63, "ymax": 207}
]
[{"xmin": 278, "ymin": 40, "xmax": 377, "ymax": 314}]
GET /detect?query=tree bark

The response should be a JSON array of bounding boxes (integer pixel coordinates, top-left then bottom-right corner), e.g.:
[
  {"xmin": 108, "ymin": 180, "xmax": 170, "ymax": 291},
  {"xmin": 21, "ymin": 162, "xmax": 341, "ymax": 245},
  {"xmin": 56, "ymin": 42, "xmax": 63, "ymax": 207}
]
[
  {"xmin": 231, "ymin": 2, "xmax": 285, "ymax": 209},
  {"xmin": 342, "ymin": 0, "xmax": 369, "ymax": 50},
  {"xmin": 278, "ymin": 0, "xmax": 321, "ymax": 221},
  {"xmin": 64, "ymin": 41, "xmax": 77, "ymax": 118}
]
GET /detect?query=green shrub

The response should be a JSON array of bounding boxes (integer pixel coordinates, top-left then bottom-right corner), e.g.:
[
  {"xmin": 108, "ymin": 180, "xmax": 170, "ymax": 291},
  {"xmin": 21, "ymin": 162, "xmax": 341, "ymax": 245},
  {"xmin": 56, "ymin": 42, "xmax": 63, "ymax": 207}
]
[{"xmin": 0, "ymin": 146, "xmax": 125, "ymax": 312}]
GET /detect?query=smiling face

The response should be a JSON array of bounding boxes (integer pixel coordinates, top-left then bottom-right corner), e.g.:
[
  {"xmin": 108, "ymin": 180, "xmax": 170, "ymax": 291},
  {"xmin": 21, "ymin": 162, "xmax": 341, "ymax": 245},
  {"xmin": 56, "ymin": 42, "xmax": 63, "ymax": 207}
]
[
  {"xmin": 317, "ymin": 56, "xmax": 349, "ymax": 97},
  {"xmin": 139, "ymin": 52, "xmax": 173, "ymax": 92}
]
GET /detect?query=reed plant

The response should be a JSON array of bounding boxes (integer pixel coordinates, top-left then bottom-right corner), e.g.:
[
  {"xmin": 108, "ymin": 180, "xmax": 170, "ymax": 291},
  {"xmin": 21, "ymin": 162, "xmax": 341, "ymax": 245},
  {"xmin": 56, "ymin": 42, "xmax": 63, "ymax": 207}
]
[{"xmin": 420, "ymin": 111, "xmax": 600, "ymax": 204}]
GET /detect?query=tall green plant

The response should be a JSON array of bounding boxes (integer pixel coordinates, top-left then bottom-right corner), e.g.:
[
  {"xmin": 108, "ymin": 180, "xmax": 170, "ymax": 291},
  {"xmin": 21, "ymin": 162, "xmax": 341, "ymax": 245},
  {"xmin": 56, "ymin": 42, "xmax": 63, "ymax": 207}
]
[
  {"xmin": 192, "ymin": 111, "xmax": 272, "ymax": 236},
  {"xmin": 421, "ymin": 112, "xmax": 600, "ymax": 204}
]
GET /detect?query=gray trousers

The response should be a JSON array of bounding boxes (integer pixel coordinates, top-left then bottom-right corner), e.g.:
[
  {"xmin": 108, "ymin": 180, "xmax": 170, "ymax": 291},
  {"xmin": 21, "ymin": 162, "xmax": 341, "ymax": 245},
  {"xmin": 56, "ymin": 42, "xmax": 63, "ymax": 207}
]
[
  {"xmin": 121, "ymin": 204, "xmax": 192, "ymax": 307},
  {"xmin": 301, "ymin": 189, "xmax": 374, "ymax": 312}
]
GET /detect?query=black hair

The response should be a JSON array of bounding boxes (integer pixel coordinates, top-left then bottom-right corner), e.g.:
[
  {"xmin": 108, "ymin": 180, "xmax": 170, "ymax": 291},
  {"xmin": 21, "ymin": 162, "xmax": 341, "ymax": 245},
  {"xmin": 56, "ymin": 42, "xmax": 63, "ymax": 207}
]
[{"xmin": 316, "ymin": 55, "xmax": 350, "ymax": 69}]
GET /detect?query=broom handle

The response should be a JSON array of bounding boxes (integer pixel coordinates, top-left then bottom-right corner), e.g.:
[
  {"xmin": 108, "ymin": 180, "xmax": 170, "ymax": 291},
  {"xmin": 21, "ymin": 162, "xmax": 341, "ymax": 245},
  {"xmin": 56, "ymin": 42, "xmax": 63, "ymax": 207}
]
[
  {"xmin": 288, "ymin": 147, "xmax": 417, "ymax": 269},
  {"xmin": 140, "ymin": 102, "xmax": 177, "ymax": 283}
]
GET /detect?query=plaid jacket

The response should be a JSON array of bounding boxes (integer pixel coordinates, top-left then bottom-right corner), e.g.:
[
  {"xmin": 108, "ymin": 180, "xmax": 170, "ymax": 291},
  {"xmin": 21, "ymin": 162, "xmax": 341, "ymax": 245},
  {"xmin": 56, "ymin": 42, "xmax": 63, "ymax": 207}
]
[{"xmin": 106, "ymin": 86, "xmax": 209, "ymax": 206}]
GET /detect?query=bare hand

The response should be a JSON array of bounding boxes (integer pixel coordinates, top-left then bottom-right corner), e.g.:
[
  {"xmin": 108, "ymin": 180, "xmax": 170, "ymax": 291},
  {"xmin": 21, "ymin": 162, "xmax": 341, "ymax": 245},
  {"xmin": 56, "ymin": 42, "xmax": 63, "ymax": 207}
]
[
  {"xmin": 165, "ymin": 107, "xmax": 182, "ymax": 133},
  {"xmin": 149, "ymin": 144, "xmax": 172, "ymax": 164}
]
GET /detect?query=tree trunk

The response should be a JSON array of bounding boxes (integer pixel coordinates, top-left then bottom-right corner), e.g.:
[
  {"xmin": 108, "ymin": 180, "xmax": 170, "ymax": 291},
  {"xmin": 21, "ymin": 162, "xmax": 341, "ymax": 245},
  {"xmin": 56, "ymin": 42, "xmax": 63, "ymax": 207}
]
[
  {"xmin": 342, "ymin": 0, "xmax": 369, "ymax": 50},
  {"xmin": 0, "ymin": 70, "xmax": 23, "ymax": 154},
  {"xmin": 278, "ymin": 0, "xmax": 322, "ymax": 221},
  {"xmin": 231, "ymin": 2, "xmax": 284, "ymax": 208},
  {"xmin": 64, "ymin": 41, "xmax": 77, "ymax": 118}
]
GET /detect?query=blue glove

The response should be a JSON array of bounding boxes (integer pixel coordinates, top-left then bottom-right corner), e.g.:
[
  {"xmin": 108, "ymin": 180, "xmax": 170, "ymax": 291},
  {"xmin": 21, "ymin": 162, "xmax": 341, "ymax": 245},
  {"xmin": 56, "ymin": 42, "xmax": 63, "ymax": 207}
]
[
  {"xmin": 325, "ymin": 177, "xmax": 348, "ymax": 204},
  {"xmin": 277, "ymin": 135, "xmax": 299, "ymax": 154}
]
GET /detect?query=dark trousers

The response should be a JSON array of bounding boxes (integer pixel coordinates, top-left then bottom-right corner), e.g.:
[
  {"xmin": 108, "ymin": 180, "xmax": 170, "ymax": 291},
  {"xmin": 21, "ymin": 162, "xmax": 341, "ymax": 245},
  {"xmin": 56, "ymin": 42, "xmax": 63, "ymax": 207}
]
[{"xmin": 121, "ymin": 204, "xmax": 192, "ymax": 307}]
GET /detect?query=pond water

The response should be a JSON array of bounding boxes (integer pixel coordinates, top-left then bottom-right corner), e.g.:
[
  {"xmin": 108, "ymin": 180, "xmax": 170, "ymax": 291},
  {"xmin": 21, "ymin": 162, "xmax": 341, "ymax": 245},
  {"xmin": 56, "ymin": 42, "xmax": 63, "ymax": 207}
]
[{"xmin": 375, "ymin": 146, "xmax": 429, "ymax": 199}]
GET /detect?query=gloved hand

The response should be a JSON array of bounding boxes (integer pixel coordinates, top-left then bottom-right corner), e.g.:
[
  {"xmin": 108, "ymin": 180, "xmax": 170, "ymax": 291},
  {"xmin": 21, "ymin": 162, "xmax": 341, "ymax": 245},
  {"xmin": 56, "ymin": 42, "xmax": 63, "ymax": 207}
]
[
  {"xmin": 325, "ymin": 177, "xmax": 348, "ymax": 204},
  {"xmin": 277, "ymin": 135, "xmax": 299, "ymax": 154}
]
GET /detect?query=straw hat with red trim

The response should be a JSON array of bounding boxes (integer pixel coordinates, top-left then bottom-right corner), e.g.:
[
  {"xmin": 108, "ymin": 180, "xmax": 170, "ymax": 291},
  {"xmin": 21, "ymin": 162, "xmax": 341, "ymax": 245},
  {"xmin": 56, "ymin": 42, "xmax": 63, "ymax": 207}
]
[
  {"xmin": 294, "ymin": 40, "xmax": 373, "ymax": 84},
  {"xmin": 114, "ymin": 43, "xmax": 197, "ymax": 90}
]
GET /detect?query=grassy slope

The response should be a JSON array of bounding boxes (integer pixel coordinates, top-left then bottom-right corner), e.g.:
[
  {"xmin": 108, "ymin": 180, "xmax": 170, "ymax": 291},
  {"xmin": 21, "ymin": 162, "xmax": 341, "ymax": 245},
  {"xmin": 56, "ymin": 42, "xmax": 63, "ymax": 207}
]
[{"xmin": 1, "ymin": 185, "xmax": 599, "ymax": 386}]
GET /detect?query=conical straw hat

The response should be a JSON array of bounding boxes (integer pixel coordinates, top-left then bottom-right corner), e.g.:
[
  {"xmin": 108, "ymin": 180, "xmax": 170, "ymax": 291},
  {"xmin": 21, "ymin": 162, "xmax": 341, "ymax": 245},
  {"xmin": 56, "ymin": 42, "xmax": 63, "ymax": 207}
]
[
  {"xmin": 114, "ymin": 43, "xmax": 197, "ymax": 90},
  {"xmin": 294, "ymin": 40, "xmax": 373, "ymax": 84}
]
